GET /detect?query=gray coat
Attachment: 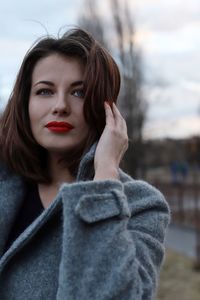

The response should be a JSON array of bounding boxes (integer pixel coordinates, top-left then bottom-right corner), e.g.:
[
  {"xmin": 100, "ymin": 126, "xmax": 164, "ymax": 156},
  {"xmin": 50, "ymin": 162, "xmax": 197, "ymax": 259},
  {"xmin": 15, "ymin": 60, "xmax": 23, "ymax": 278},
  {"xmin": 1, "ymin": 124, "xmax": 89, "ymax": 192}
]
[{"xmin": 0, "ymin": 143, "xmax": 170, "ymax": 299}]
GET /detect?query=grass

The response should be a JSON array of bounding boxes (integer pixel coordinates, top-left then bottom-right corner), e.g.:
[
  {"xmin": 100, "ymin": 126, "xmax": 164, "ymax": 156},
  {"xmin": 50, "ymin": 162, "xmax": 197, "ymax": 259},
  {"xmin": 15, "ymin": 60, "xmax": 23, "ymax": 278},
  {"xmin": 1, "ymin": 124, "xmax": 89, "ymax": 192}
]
[{"xmin": 156, "ymin": 249, "xmax": 200, "ymax": 300}]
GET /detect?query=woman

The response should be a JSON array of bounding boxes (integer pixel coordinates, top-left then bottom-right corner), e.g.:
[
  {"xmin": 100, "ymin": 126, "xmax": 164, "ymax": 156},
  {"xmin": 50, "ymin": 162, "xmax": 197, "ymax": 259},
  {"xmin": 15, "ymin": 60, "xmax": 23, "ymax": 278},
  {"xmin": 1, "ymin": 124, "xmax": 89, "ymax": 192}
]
[{"xmin": 0, "ymin": 28, "xmax": 170, "ymax": 299}]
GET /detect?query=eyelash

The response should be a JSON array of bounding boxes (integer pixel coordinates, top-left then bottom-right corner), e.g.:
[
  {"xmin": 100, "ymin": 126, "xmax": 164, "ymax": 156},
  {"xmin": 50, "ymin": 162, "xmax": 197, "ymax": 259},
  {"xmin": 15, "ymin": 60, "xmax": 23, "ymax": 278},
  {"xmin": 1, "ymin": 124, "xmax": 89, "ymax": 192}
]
[
  {"xmin": 36, "ymin": 88, "xmax": 53, "ymax": 96},
  {"xmin": 35, "ymin": 88, "xmax": 85, "ymax": 98}
]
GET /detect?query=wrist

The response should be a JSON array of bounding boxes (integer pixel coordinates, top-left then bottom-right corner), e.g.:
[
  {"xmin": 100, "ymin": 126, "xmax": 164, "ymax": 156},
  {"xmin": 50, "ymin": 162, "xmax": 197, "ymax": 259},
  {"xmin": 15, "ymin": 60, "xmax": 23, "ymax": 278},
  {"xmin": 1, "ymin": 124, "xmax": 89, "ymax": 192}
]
[{"xmin": 94, "ymin": 166, "xmax": 119, "ymax": 181}]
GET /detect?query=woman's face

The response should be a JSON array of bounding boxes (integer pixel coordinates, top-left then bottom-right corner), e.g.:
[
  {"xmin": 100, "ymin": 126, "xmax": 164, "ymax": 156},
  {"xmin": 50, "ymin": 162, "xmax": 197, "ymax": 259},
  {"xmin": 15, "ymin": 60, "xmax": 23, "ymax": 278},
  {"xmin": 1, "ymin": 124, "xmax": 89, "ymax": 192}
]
[{"xmin": 29, "ymin": 54, "xmax": 89, "ymax": 154}]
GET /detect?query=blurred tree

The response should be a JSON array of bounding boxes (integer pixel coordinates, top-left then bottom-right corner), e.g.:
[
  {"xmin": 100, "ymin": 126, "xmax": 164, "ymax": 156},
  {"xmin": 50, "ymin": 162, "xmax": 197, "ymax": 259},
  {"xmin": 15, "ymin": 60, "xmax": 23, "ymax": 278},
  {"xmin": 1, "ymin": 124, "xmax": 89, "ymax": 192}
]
[
  {"xmin": 78, "ymin": 0, "xmax": 147, "ymax": 178},
  {"xmin": 78, "ymin": 0, "xmax": 108, "ymax": 48}
]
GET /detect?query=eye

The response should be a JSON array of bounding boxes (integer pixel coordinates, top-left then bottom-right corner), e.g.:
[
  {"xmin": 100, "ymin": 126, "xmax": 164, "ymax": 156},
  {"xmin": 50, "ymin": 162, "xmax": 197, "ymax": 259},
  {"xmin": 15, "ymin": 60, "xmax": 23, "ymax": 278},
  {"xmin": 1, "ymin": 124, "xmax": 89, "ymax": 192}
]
[
  {"xmin": 72, "ymin": 89, "xmax": 85, "ymax": 98},
  {"xmin": 36, "ymin": 88, "xmax": 53, "ymax": 96}
]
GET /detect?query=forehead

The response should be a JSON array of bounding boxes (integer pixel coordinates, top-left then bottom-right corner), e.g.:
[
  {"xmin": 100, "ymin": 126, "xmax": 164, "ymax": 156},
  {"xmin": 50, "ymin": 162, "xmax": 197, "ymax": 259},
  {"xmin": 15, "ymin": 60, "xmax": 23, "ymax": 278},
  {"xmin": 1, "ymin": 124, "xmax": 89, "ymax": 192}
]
[{"xmin": 31, "ymin": 54, "xmax": 85, "ymax": 83}]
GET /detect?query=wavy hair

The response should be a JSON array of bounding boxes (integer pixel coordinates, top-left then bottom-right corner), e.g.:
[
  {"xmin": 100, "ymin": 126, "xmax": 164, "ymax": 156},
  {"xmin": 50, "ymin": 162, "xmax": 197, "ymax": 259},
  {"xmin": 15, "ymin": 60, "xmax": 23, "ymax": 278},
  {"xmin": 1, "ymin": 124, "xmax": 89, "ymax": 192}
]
[{"xmin": 0, "ymin": 28, "xmax": 121, "ymax": 183}]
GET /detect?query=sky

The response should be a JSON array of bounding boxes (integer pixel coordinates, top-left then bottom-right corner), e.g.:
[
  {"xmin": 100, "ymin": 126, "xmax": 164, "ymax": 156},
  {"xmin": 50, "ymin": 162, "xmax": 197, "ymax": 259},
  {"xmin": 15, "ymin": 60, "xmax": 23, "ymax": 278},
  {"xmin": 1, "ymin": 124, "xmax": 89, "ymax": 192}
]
[
  {"xmin": 132, "ymin": 0, "xmax": 200, "ymax": 139},
  {"xmin": 0, "ymin": 0, "xmax": 199, "ymax": 140}
]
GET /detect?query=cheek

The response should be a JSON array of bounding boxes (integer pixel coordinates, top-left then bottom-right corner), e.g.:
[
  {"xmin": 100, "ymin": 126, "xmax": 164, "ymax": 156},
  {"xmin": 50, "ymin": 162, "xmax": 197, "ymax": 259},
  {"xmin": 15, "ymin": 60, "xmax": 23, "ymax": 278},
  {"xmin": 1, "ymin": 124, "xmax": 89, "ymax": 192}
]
[
  {"xmin": 28, "ymin": 100, "xmax": 46, "ymax": 124},
  {"xmin": 74, "ymin": 104, "xmax": 88, "ymax": 128},
  {"xmin": 28, "ymin": 98, "xmax": 37, "ymax": 118},
  {"xmin": 28, "ymin": 102, "xmax": 44, "ymax": 135},
  {"xmin": 80, "ymin": 115, "xmax": 89, "ymax": 132}
]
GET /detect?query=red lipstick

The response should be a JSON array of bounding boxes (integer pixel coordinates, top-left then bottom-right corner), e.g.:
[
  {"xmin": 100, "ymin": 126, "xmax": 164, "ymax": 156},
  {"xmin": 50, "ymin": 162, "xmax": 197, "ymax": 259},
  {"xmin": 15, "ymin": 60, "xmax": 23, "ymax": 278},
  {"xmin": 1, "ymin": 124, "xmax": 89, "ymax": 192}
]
[{"xmin": 45, "ymin": 121, "xmax": 74, "ymax": 133}]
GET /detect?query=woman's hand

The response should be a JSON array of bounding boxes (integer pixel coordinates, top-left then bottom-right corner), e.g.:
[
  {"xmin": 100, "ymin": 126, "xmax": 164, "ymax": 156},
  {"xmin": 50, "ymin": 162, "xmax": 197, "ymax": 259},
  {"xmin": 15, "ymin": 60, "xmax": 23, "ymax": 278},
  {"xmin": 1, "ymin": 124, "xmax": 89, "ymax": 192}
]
[{"xmin": 94, "ymin": 102, "xmax": 128, "ymax": 180}]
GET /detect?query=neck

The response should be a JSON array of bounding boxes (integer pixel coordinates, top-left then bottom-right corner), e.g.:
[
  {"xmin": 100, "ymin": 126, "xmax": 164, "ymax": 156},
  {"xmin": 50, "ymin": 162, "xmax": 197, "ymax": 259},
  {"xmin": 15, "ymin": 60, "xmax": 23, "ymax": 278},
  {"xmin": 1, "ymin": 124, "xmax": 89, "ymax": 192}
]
[
  {"xmin": 47, "ymin": 153, "xmax": 75, "ymax": 186},
  {"xmin": 37, "ymin": 153, "xmax": 75, "ymax": 209}
]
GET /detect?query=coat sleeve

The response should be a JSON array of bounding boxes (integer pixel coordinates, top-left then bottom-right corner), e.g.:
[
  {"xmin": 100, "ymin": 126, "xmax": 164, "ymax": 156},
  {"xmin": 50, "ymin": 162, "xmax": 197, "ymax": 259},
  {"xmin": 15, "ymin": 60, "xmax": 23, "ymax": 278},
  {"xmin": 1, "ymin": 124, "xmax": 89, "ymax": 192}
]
[{"xmin": 56, "ymin": 178, "xmax": 170, "ymax": 300}]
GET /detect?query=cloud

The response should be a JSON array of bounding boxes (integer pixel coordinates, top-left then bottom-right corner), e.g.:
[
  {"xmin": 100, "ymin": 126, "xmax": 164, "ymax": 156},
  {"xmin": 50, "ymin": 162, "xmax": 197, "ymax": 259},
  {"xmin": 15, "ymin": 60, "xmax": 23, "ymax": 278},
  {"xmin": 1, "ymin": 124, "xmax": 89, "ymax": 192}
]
[
  {"xmin": 0, "ymin": 0, "xmax": 199, "ymax": 139},
  {"xmin": 142, "ymin": 79, "xmax": 200, "ymax": 140},
  {"xmin": 133, "ymin": 0, "xmax": 200, "ymax": 31},
  {"xmin": 144, "ymin": 82, "xmax": 200, "ymax": 117},
  {"xmin": 143, "ymin": 115, "xmax": 200, "ymax": 140},
  {"xmin": 0, "ymin": 38, "xmax": 31, "ymax": 100},
  {"xmin": 0, "ymin": 0, "xmax": 82, "ymax": 40},
  {"xmin": 135, "ymin": 21, "xmax": 200, "ymax": 56}
]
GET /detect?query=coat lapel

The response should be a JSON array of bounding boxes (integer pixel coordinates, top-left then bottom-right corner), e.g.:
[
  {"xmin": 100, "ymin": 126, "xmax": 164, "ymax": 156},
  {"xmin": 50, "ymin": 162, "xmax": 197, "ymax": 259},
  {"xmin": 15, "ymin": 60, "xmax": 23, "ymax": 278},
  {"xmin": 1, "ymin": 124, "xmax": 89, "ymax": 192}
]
[{"xmin": 0, "ymin": 142, "xmax": 97, "ymax": 269}]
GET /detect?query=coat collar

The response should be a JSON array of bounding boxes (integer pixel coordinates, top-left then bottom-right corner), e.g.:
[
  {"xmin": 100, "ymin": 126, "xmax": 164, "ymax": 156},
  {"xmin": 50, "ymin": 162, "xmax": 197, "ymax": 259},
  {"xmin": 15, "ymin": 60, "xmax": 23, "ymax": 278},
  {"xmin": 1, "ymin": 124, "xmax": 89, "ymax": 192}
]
[{"xmin": 76, "ymin": 142, "xmax": 97, "ymax": 181}]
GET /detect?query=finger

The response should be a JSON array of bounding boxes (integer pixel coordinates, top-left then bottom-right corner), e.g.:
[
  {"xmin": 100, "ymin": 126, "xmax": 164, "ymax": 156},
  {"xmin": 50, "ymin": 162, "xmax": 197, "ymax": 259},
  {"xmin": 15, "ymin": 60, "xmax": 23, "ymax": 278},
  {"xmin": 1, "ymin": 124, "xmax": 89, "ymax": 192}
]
[
  {"xmin": 104, "ymin": 102, "xmax": 115, "ymax": 126},
  {"xmin": 105, "ymin": 102, "xmax": 128, "ymax": 149},
  {"xmin": 112, "ymin": 103, "xmax": 127, "ymax": 131},
  {"xmin": 112, "ymin": 103, "xmax": 123, "ymax": 119}
]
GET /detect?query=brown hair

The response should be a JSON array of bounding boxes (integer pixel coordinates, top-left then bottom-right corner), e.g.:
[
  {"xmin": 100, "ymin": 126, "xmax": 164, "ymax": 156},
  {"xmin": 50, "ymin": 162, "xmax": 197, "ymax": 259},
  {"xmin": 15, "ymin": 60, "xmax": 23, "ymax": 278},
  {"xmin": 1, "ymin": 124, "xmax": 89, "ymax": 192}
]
[{"xmin": 0, "ymin": 28, "xmax": 121, "ymax": 183}]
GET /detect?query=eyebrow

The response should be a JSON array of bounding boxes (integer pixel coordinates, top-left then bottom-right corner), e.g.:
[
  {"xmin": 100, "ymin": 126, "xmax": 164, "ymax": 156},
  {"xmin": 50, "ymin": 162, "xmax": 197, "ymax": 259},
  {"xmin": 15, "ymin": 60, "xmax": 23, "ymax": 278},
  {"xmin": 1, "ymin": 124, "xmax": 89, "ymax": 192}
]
[
  {"xmin": 71, "ymin": 81, "xmax": 84, "ymax": 87},
  {"xmin": 33, "ymin": 80, "xmax": 84, "ymax": 87},
  {"xmin": 33, "ymin": 81, "xmax": 54, "ymax": 87}
]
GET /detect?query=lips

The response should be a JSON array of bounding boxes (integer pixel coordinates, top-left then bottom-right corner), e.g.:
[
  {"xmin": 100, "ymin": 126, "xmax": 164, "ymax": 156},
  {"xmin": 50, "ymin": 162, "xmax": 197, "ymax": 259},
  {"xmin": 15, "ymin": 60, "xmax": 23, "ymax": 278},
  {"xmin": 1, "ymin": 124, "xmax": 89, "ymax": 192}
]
[{"xmin": 45, "ymin": 121, "xmax": 74, "ymax": 133}]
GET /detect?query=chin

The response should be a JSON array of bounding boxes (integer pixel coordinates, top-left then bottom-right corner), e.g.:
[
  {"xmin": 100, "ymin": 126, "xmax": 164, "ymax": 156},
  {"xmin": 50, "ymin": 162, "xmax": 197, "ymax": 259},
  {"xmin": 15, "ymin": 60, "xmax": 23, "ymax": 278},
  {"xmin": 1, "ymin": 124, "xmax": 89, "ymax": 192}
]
[
  {"xmin": 45, "ymin": 142, "xmax": 86, "ymax": 155},
  {"xmin": 36, "ymin": 134, "xmax": 89, "ymax": 155}
]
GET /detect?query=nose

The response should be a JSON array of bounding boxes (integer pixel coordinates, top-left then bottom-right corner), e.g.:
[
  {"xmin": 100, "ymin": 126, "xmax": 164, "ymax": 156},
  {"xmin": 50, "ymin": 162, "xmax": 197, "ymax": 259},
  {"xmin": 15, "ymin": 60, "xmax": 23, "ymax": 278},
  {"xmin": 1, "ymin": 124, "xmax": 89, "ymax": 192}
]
[{"xmin": 52, "ymin": 93, "xmax": 70, "ymax": 116}]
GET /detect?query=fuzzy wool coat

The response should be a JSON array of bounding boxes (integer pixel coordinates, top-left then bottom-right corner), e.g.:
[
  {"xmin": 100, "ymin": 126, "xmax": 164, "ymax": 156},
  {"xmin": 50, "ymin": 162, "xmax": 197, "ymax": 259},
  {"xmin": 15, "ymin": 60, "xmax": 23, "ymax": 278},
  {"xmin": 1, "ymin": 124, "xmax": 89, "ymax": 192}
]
[{"xmin": 0, "ymin": 143, "xmax": 170, "ymax": 299}]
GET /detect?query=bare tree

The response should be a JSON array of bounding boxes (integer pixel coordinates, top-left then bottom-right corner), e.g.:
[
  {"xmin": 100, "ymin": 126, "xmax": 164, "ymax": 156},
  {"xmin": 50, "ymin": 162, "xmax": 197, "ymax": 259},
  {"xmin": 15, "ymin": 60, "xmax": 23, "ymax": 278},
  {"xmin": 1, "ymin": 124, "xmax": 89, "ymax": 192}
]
[
  {"xmin": 78, "ymin": 0, "xmax": 147, "ymax": 177},
  {"xmin": 112, "ymin": 0, "xmax": 147, "ymax": 177},
  {"xmin": 78, "ymin": 0, "xmax": 107, "ymax": 48}
]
